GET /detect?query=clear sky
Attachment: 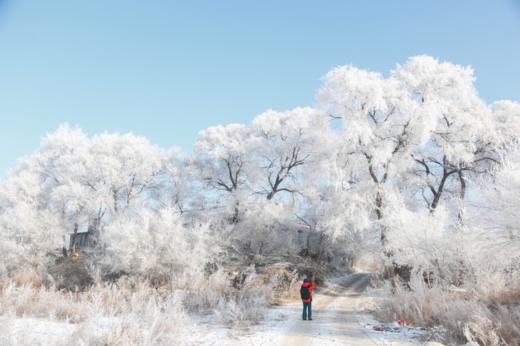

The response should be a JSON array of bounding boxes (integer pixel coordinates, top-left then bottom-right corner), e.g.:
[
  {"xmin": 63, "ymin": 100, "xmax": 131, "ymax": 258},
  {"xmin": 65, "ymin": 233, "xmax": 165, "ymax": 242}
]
[{"xmin": 1, "ymin": 0, "xmax": 519, "ymax": 177}]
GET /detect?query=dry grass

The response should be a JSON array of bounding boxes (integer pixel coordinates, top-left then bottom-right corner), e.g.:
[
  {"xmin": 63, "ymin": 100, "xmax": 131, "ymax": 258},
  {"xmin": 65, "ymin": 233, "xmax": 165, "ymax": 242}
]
[
  {"xmin": 0, "ymin": 266, "xmax": 275, "ymax": 344},
  {"xmin": 0, "ymin": 279, "xmax": 190, "ymax": 345},
  {"xmin": 59, "ymin": 291, "xmax": 189, "ymax": 346},
  {"xmin": 373, "ymin": 274, "xmax": 520, "ymax": 345},
  {"xmin": 0, "ymin": 279, "xmax": 175, "ymax": 323},
  {"xmin": 181, "ymin": 269, "xmax": 271, "ymax": 325},
  {"xmin": 0, "ymin": 256, "xmax": 322, "ymax": 346}
]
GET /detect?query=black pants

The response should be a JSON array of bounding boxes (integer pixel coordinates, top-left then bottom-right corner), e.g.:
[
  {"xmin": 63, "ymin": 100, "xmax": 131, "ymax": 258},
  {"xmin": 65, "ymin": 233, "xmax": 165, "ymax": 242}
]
[{"xmin": 302, "ymin": 301, "xmax": 312, "ymax": 320}]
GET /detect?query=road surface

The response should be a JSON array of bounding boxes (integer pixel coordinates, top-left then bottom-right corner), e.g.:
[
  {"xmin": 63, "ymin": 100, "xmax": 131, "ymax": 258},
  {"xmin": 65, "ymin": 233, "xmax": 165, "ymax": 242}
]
[{"xmin": 228, "ymin": 272, "xmax": 423, "ymax": 346}]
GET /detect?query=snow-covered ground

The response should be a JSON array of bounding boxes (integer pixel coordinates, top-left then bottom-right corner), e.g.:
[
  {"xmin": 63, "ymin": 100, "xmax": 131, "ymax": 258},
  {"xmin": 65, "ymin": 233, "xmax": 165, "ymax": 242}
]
[
  {"xmin": 0, "ymin": 316, "xmax": 76, "ymax": 345},
  {"xmin": 0, "ymin": 273, "xmax": 435, "ymax": 346},
  {"xmin": 213, "ymin": 273, "xmax": 427, "ymax": 346}
]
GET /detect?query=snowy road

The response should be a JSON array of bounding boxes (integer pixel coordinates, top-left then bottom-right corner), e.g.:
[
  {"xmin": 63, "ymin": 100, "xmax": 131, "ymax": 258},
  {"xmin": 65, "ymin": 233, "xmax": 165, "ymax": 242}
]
[
  {"xmin": 221, "ymin": 272, "xmax": 424, "ymax": 346},
  {"xmin": 280, "ymin": 273, "xmax": 379, "ymax": 346}
]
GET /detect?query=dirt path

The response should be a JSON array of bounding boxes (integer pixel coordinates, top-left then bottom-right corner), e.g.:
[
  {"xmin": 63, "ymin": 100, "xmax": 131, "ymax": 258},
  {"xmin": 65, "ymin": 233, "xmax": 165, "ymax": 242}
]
[
  {"xmin": 203, "ymin": 272, "xmax": 424, "ymax": 345},
  {"xmin": 280, "ymin": 273, "xmax": 380, "ymax": 346}
]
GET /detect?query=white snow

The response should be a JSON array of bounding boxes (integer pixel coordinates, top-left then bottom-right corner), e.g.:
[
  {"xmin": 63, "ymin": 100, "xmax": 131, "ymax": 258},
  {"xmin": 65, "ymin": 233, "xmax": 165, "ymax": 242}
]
[{"xmin": 0, "ymin": 317, "xmax": 76, "ymax": 345}]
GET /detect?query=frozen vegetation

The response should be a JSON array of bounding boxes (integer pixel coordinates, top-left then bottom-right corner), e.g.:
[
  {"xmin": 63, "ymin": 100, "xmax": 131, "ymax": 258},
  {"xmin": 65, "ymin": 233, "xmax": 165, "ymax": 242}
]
[{"xmin": 0, "ymin": 56, "xmax": 519, "ymax": 345}]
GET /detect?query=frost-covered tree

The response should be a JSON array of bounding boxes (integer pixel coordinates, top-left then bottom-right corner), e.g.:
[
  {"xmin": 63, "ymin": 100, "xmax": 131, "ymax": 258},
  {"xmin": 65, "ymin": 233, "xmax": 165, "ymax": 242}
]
[
  {"xmin": 395, "ymin": 56, "xmax": 500, "ymax": 214},
  {"xmin": 0, "ymin": 164, "xmax": 64, "ymax": 274},
  {"xmin": 153, "ymin": 148, "xmax": 192, "ymax": 215},
  {"xmin": 101, "ymin": 207, "xmax": 208, "ymax": 279},
  {"xmin": 194, "ymin": 123, "xmax": 252, "ymax": 222},
  {"xmin": 491, "ymin": 100, "xmax": 520, "ymax": 144},
  {"xmin": 317, "ymin": 56, "xmax": 519, "ymax": 247},
  {"xmin": 0, "ymin": 125, "xmax": 93, "ymax": 272},
  {"xmin": 1, "ymin": 55, "xmax": 519, "ymax": 287},
  {"xmin": 0, "ymin": 125, "xmax": 168, "ymax": 275},
  {"xmin": 250, "ymin": 107, "xmax": 327, "ymax": 201},
  {"xmin": 29, "ymin": 125, "xmax": 164, "ymax": 226},
  {"xmin": 469, "ymin": 142, "xmax": 520, "ymax": 288},
  {"xmin": 477, "ymin": 142, "xmax": 520, "ymax": 243},
  {"xmin": 318, "ymin": 64, "xmax": 422, "ymax": 245},
  {"xmin": 86, "ymin": 132, "xmax": 164, "ymax": 216}
]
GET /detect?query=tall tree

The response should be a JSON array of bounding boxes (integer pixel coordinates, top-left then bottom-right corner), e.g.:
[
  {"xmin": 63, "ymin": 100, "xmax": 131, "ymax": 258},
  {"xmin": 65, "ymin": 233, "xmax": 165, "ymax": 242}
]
[
  {"xmin": 318, "ymin": 64, "xmax": 422, "ymax": 245},
  {"xmin": 395, "ymin": 56, "xmax": 500, "ymax": 215},
  {"xmin": 194, "ymin": 123, "xmax": 251, "ymax": 222},
  {"xmin": 250, "ymin": 107, "xmax": 326, "ymax": 201}
]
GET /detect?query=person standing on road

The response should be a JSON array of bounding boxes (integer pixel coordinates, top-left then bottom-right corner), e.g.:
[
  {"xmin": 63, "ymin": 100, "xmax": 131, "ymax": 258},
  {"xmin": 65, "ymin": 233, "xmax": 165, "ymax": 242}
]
[{"xmin": 300, "ymin": 277, "xmax": 316, "ymax": 320}]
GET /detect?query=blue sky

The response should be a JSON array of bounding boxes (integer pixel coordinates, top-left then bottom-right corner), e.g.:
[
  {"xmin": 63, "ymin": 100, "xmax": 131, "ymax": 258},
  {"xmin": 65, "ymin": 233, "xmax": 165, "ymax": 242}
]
[{"xmin": 1, "ymin": 0, "xmax": 519, "ymax": 176}]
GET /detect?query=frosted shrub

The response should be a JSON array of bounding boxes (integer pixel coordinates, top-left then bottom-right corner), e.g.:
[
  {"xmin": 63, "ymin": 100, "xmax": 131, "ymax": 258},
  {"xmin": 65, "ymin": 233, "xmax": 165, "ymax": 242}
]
[
  {"xmin": 100, "ymin": 208, "xmax": 199, "ymax": 280},
  {"xmin": 67, "ymin": 292, "xmax": 189, "ymax": 346},
  {"xmin": 0, "ymin": 280, "xmax": 193, "ymax": 346},
  {"xmin": 463, "ymin": 315, "xmax": 503, "ymax": 346},
  {"xmin": 175, "ymin": 267, "xmax": 270, "ymax": 325},
  {"xmin": 375, "ymin": 271, "xmax": 520, "ymax": 345},
  {"xmin": 182, "ymin": 269, "xmax": 231, "ymax": 312},
  {"xmin": 214, "ymin": 273, "xmax": 269, "ymax": 325},
  {"xmin": 0, "ymin": 201, "xmax": 64, "ymax": 277},
  {"xmin": 221, "ymin": 202, "xmax": 302, "ymax": 261}
]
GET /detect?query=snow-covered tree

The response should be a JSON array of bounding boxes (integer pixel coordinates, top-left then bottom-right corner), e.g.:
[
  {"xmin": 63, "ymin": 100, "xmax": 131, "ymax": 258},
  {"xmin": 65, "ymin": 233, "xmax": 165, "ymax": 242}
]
[
  {"xmin": 250, "ymin": 107, "xmax": 327, "ymax": 201},
  {"xmin": 396, "ymin": 56, "xmax": 499, "ymax": 214},
  {"xmin": 477, "ymin": 142, "xmax": 520, "ymax": 243},
  {"xmin": 29, "ymin": 125, "xmax": 165, "ymax": 226},
  {"xmin": 491, "ymin": 100, "xmax": 520, "ymax": 144},
  {"xmin": 1, "ymin": 55, "xmax": 519, "ymax": 288},
  {"xmin": 0, "ymin": 125, "xmax": 168, "ymax": 275},
  {"xmin": 86, "ymin": 132, "xmax": 164, "ymax": 216},
  {"xmin": 317, "ymin": 56, "xmax": 518, "ymax": 247},
  {"xmin": 318, "ymin": 63, "xmax": 421, "ymax": 245},
  {"xmin": 151, "ymin": 147, "xmax": 192, "ymax": 215},
  {"xmin": 101, "ymin": 207, "xmax": 207, "ymax": 278},
  {"xmin": 194, "ymin": 123, "xmax": 252, "ymax": 222}
]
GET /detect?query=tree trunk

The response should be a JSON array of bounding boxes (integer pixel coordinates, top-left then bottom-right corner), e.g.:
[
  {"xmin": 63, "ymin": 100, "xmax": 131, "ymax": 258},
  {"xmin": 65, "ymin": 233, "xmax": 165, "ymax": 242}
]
[
  {"xmin": 112, "ymin": 189, "xmax": 119, "ymax": 213},
  {"xmin": 430, "ymin": 170, "xmax": 449, "ymax": 211},
  {"xmin": 375, "ymin": 190, "xmax": 387, "ymax": 246},
  {"xmin": 457, "ymin": 170, "xmax": 466, "ymax": 223}
]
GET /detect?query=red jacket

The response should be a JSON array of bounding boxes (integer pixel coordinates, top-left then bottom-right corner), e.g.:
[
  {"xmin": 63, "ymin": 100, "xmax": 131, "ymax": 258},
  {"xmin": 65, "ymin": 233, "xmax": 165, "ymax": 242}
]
[{"xmin": 302, "ymin": 281, "xmax": 316, "ymax": 303}]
